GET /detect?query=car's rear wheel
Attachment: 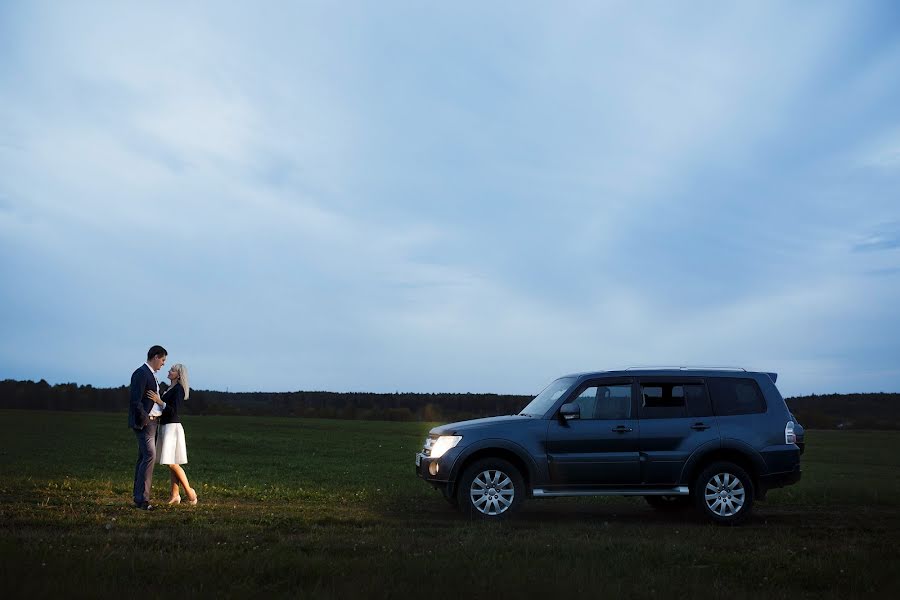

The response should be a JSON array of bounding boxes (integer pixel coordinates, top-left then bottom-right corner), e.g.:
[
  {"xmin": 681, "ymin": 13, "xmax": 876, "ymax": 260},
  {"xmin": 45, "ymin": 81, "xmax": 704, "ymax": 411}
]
[
  {"xmin": 693, "ymin": 461, "xmax": 754, "ymax": 525},
  {"xmin": 645, "ymin": 495, "xmax": 691, "ymax": 511},
  {"xmin": 456, "ymin": 458, "xmax": 524, "ymax": 520}
]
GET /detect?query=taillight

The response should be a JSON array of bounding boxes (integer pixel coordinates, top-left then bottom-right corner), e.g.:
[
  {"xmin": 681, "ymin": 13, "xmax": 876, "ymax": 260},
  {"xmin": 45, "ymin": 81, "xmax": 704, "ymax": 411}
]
[{"xmin": 785, "ymin": 421, "xmax": 796, "ymax": 444}]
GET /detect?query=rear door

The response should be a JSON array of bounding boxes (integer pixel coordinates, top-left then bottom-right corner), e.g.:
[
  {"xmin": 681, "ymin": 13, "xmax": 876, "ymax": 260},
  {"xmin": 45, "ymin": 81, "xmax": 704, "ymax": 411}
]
[
  {"xmin": 636, "ymin": 378, "xmax": 720, "ymax": 485},
  {"xmin": 546, "ymin": 378, "xmax": 641, "ymax": 486}
]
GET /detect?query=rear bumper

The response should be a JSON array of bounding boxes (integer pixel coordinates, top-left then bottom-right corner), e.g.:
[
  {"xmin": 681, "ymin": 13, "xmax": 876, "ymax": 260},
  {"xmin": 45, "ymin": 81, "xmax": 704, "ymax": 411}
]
[
  {"xmin": 759, "ymin": 464, "xmax": 802, "ymax": 491},
  {"xmin": 760, "ymin": 444, "xmax": 801, "ymax": 474}
]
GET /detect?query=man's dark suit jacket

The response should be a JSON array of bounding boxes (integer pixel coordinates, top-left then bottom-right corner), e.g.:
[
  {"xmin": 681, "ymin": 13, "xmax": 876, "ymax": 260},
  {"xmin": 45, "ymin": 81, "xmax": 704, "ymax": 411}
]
[{"xmin": 128, "ymin": 364, "xmax": 158, "ymax": 430}]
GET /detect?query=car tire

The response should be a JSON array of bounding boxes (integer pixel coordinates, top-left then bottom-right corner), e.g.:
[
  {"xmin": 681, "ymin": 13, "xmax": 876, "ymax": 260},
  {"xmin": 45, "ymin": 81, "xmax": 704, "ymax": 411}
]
[
  {"xmin": 693, "ymin": 461, "xmax": 754, "ymax": 525},
  {"xmin": 645, "ymin": 495, "xmax": 691, "ymax": 511},
  {"xmin": 441, "ymin": 485, "xmax": 459, "ymax": 507},
  {"xmin": 456, "ymin": 458, "xmax": 524, "ymax": 520}
]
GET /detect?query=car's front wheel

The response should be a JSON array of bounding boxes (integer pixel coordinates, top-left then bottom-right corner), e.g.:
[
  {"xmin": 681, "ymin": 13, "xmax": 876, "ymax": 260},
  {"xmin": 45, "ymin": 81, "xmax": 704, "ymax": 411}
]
[
  {"xmin": 693, "ymin": 461, "xmax": 754, "ymax": 525},
  {"xmin": 456, "ymin": 458, "xmax": 524, "ymax": 519},
  {"xmin": 441, "ymin": 485, "xmax": 459, "ymax": 507}
]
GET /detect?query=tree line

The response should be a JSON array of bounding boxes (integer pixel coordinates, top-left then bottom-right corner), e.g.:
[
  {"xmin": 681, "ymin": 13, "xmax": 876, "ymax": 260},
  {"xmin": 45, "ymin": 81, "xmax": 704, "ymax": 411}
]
[
  {"xmin": 0, "ymin": 379, "xmax": 529, "ymax": 423},
  {"xmin": 785, "ymin": 392, "xmax": 900, "ymax": 430},
  {"xmin": 1, "ymin": 379, "xmax": 897, "ymax": 428}
]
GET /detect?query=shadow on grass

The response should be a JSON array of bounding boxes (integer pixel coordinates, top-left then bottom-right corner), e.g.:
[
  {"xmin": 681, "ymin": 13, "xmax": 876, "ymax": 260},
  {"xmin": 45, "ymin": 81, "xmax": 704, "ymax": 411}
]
[{"xmin": 371, "ymin": 493, "xmax": 895, "ymax": 530}]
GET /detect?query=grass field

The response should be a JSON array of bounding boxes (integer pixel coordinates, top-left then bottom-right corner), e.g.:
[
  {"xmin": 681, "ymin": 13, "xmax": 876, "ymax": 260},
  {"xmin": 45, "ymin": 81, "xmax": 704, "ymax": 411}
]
[{"xmin": 1, "ymin": 410, "xmax": 898, "ymax": 598}]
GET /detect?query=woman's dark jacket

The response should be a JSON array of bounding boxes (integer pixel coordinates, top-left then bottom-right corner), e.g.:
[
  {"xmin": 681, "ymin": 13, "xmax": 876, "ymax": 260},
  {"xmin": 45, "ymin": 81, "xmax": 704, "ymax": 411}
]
[{"xmin": 160, "ymin": 383, "xmax": 184, "ymax": 425}]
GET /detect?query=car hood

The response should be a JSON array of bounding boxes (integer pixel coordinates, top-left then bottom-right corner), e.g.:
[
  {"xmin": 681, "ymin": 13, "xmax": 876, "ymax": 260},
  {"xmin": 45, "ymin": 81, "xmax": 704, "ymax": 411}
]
[{"xmin": 430, "ymin": 415, "xmax": 533, "ymax": 435}]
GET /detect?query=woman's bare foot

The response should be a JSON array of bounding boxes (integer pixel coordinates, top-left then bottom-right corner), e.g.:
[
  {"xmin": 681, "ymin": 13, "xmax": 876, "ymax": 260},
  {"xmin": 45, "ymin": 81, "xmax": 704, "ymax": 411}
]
[{"xmin": 187, "ymin": 488, "xmax": 198, "ymax": 505}]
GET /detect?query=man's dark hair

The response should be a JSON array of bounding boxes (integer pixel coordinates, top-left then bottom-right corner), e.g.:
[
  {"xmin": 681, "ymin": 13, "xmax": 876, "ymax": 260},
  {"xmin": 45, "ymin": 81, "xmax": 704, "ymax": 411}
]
[{"xmin": 147, "ymin": 345, "xmax": 168, "ymax": 361}]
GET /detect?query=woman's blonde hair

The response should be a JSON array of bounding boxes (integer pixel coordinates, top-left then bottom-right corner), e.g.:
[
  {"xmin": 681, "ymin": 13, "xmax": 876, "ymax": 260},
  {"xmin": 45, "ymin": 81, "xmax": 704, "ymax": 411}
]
[{"xmin": 171, "ymin": 363, "xmax": 190, "ymax": 400}]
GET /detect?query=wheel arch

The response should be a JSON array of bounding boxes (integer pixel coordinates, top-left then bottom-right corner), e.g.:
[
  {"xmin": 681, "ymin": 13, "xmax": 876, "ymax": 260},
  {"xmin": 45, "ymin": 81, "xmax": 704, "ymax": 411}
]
[
  {"xmin": 681, "ymin": 440, "xmax": 766, "ymax": 494},
  {"xmin": 447, "ymin": 440, "xmax": 536, "ymax": 497}
]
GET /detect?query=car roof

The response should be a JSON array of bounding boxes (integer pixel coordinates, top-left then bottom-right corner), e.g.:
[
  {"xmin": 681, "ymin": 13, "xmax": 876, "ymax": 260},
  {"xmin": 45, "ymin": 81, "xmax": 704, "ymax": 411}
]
[{"xmin": 560, "ymin": 367, "xmax": 776, "ymax": 382}]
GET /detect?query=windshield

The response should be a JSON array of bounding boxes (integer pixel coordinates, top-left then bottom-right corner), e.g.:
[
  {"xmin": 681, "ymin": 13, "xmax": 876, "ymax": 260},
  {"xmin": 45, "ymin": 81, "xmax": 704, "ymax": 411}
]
[{"xmin": 519, "ymin": 377, "xmax": 576, "ymax": 417}]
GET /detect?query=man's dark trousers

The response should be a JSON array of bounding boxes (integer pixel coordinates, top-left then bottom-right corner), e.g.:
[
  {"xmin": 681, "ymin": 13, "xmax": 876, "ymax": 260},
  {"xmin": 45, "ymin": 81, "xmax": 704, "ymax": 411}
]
[{"xmin": 133, "ymin": 420, "xmax": 158, "ymax": 505}]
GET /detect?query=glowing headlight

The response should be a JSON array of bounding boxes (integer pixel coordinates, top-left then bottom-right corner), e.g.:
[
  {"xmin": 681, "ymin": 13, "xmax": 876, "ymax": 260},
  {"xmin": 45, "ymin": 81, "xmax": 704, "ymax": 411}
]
[{"xmin": 430, "ymin": 435, "xmax": 462, "ymax": 459}]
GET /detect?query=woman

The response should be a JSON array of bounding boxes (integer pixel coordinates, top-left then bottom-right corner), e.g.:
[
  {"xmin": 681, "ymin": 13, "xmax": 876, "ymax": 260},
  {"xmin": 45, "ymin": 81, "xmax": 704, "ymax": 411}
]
[{"xmin": 147, "ymin": 363, "xmax": 198, "ymax": 505}]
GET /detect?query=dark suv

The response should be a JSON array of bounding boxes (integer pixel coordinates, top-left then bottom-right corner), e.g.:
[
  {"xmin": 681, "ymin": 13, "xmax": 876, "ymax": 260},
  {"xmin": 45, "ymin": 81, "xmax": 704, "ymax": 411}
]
[{"xmin": 415, "ymin": 368, "xmax": 803, "ymax": 524}]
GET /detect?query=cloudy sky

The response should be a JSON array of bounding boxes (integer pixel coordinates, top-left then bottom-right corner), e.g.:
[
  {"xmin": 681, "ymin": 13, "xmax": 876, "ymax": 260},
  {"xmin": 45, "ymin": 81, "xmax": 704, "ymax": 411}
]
[{"xmin": 1, "ymin": 1, "xmax": 899, "ymax": 397}]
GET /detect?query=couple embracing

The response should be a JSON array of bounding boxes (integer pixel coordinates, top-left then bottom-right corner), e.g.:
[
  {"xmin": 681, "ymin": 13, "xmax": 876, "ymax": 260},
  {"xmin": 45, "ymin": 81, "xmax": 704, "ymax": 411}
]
[{"xmin": 128, "ymin": 345, "xmax": 198, "ymax": 510}]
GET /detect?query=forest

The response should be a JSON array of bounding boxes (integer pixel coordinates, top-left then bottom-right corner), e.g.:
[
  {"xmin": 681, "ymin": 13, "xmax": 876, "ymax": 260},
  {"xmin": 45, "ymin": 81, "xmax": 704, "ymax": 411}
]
[{"xmin": 1, "ymin": 379, "xmax": 897, "ymax": 429}]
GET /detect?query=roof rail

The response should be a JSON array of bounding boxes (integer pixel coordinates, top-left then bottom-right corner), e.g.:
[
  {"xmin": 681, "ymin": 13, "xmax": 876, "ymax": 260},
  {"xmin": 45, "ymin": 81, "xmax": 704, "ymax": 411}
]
[{"xmin": 623, "ymin": 366, "xmax": 747, "ymax": 372}]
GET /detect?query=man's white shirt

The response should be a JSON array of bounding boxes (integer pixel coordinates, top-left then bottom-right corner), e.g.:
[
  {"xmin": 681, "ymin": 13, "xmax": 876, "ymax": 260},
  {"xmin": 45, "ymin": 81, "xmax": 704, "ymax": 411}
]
[{"xmin": 145, "ymin": 362, "xmax": 166, "ymax": 417}]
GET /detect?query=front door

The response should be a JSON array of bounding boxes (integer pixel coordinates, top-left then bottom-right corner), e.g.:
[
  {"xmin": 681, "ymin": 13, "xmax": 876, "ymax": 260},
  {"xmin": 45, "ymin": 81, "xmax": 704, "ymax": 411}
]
[{"xmin": 546, "ymin": 379, "xmax": 641, "ymax": 486}]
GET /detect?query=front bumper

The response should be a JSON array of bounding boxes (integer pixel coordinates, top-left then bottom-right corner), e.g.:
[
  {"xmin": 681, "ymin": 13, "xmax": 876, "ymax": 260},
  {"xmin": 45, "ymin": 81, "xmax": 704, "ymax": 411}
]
[{"xmin": 414, "ymin": 451, "xmax": 455, "ymax": 484}]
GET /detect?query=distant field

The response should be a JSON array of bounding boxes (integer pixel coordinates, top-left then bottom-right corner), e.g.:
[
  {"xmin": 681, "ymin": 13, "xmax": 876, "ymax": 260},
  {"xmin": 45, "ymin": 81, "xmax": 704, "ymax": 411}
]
[{"xmin": 1, "ymin": 410, "xmax": 898, "ymax": 598}]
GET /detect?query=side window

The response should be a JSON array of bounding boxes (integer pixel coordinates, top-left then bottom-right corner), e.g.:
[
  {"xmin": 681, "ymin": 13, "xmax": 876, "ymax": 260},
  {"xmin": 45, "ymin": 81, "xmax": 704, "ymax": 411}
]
[
  {"xmin": 640, "ymin": 382, "xmax": 687, "ymax": 418},
  {"xmin": 571, "ymin": 387, "xmax": 598, "ymax": 420},
  {"xmin": 708, "ymin": 378, "xmax": 767, "ymax": 416},
  {"xmin": 570, "ymin": 384, "xmax": 632, "ymax": 420},
  {"xmin": 685, "ymin": 383, "xmax": 713, "ymax": 417}
]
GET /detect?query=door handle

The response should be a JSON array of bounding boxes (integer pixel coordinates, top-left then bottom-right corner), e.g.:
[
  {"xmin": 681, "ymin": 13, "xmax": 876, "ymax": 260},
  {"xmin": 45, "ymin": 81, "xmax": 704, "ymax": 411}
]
[
  {"xmin": 611, "ymin": 425, "xmax": 633, "ymax": 433},
  {"xmin": 690, "ymin": 422, "xmax": 710, "ymax": 431}
]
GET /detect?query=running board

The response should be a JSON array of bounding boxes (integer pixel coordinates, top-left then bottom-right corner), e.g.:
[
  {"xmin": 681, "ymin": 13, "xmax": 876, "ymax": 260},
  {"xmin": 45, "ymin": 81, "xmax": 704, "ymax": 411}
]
[{"xmin": 532, "ymin": 486, "xmax": 689, "ymax": 498}]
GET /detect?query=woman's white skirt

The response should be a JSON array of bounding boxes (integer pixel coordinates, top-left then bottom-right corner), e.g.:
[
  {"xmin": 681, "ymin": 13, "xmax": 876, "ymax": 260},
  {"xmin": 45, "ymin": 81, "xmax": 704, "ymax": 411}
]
[{"xmin": 156, "ymin": 423, "xmax": 188, "ymax": 465}]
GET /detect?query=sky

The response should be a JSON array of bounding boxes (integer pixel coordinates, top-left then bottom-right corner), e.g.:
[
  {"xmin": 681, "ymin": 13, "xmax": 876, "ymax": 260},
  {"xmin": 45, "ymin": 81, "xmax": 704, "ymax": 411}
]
[{"xmin": 1, "ymin": 1, "xmax": 899, "ymax": 398}]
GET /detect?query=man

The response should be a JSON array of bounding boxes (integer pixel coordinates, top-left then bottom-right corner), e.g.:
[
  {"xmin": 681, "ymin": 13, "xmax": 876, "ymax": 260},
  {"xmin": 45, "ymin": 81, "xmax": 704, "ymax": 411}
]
[{"xmin": 129, "ymin": 345, "xmax": 168, "ymax": 510}]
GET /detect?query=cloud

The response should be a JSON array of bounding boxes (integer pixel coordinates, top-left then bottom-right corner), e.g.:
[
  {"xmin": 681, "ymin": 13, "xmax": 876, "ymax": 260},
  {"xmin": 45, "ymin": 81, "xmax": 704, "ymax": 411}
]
[
  {"xmin": 1, "ymin": 1, "xmax": 899, "ymax": 396},
  {"xmin": 854, "ymin": 227, "xmax": 900, "ymax": 252},
  {"xmin": 864, "ymin": 145, "xmax": 900, "ymax": 170},
  {"xmin": 856, "ymin": 128, "xmax": 900, "ymax": 170}
]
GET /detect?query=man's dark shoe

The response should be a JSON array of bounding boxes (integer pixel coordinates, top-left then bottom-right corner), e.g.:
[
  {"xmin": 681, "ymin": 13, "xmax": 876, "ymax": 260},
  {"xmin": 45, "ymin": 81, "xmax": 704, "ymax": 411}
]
[{"xmin": 134, "ymin": 502, "xmax": 155, "ymax": 511}]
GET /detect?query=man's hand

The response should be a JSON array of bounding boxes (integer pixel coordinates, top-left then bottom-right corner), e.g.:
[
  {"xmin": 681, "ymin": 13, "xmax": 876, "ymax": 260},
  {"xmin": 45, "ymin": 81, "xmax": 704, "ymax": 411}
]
[{"xmin": 145, "ymin": 390, "xmax": 163, "ymax": 405}]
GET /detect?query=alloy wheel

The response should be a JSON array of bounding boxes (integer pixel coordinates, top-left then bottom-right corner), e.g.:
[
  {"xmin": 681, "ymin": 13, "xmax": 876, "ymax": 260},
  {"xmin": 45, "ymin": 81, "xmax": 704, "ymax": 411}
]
[
  {"xmin": 469, "ymin": 469, "xmax": 515, "ymax": 516},
  {"xmin": 704, "ymin": 472, "xmax": 746, "ymax": 517}
]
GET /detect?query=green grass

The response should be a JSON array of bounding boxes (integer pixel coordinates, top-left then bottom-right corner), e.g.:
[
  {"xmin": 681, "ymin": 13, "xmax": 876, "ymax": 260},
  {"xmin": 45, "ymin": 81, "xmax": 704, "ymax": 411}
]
[{"xmin": 1, "ymin": 411, "xmax": 898, "ymax": 598}]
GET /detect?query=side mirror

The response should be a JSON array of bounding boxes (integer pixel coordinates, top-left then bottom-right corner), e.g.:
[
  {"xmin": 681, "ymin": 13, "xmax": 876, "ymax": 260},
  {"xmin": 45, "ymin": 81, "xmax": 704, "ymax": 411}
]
[{"xmin": 559, "ymin": 403, "xmax": 580, "ymax": 421}]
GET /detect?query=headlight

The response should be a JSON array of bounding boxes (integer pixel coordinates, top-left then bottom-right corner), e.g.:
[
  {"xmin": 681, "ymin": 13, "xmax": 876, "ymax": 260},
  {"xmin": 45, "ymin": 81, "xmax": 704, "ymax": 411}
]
[{"xmin": 430, "ymin": 435, "xmax": 462, "ymax": 459}]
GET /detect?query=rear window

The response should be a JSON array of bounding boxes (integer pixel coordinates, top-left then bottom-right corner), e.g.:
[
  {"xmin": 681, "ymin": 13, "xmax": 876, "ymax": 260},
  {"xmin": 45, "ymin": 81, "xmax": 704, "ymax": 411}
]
[
  {"xmin": 642, "ymin": 383, "xmax": 684, "ymax": 409},
  {"xmin": 639, "ymin": 381, "xmax": 710, "ymax": 418},
  {"xmin": 708, "ymin": 378, "xmax": 767, "ymax": 416}
]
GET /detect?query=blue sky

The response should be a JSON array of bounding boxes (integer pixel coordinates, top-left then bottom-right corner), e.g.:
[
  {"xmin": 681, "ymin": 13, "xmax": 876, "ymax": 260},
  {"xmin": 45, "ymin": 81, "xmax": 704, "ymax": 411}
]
[{"xmin": 1, "ymin": 1, "xmax": 899, "ymax": 397}]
